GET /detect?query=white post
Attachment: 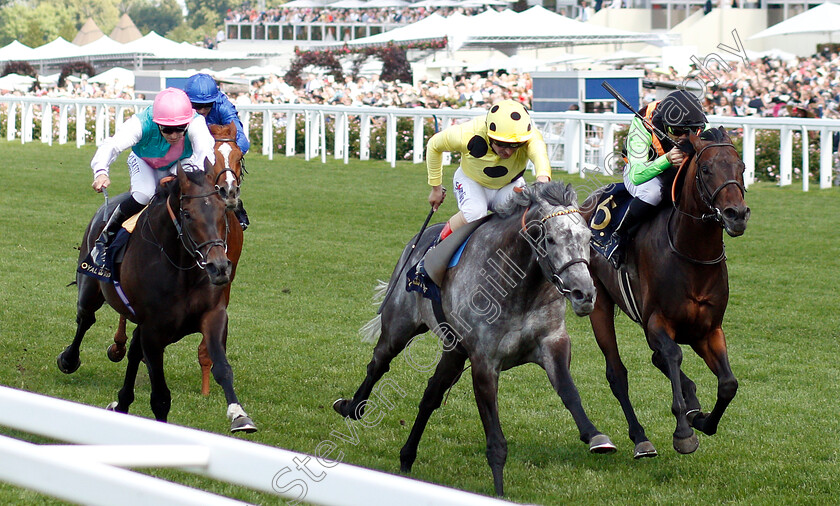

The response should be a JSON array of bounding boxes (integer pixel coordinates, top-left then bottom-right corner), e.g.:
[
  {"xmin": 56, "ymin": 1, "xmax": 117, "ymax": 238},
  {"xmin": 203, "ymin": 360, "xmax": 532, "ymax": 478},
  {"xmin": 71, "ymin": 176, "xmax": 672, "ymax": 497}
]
[
  {"xmin": 22, "ymin": 102, "xmax": 33, "ymax": 143},
  {"xmin": 58, "ymin": 105, "xmax": 68, "ymax": 145},
  {"xmin": 6, "ymin": 101, "xmax": 15, "ymax": 141},
  {"xmin": 413, "ymin": 116, "xmax": 425, "ymax": 164},
  {"xmin": 303, "ymin": 110, "xmax": 312, "ymax": 161},
  {"xmin": 76, "ymin": 104, "xmax": 86, "ymax": 148},
  {"xmin": 41, "ymin": 102, "xmax": 53, "ymax": 146},
  {"xmin": 779, "ymin": 126, "xmax": 792, "ymax": 186},
  {"xmin": 819, "ymin": 128, "xmax": 832, "ymax": 189},
  {"xmin": 359, "ymin": 114, "xmax": 370, "ymax": 161},
  {"xmin": 386, "ymin": 113, "xmax": 397, "ymax": 168},
  {"xmin": 320, "ymin": 111, "xmax": 327, "ymax": 164},
  {"xmin": 262, "ymin": 110, "xmax": 273, "ymax": 160},
  {"xmin": 801, "ymin": 126, "xmax": 809, "ymax": 192},
  {"xmin": 95, "ymin": 105, "xmax": 106, "ymax": 145},
  {"xmin": 563, "ymin": 118, "xmax": 579, "ymax": 175},
  {"xmin": 741, "ymin": 124, "xmax": 755, "ymax": 187},
  {"xmin": 335, "ymin": 112, "xmax": 346, "ymax": 161},
  {"xmin": 285, "ymin": 112, "xmax": 296, "ymax": 157}
]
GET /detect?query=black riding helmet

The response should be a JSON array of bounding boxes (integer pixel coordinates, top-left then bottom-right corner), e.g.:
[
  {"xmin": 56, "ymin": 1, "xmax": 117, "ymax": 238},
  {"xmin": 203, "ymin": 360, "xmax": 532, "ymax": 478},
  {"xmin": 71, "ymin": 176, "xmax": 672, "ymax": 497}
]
[{"xmin": 653, "ymin": 90, "xmax": 707, "ymax": 130}]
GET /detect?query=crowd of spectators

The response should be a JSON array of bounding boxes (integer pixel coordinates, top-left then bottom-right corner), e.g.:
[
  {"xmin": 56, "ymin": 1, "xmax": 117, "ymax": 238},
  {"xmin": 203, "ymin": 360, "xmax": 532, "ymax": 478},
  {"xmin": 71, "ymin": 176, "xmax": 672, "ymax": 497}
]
[
  {"xmin": 5, "ymin": 50, "xmax": 840, "ymax": 123},
  {"xmin": 225, "ymin": 3, "xmax": 487, "ymax": 27}
]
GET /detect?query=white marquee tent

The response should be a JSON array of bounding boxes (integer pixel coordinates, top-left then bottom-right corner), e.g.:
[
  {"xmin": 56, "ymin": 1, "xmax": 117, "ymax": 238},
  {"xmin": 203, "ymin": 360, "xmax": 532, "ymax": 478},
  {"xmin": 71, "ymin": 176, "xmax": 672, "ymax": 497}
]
[{"xmin": 748, "ymin": 2, "xmax": 840, "ymax": 42}]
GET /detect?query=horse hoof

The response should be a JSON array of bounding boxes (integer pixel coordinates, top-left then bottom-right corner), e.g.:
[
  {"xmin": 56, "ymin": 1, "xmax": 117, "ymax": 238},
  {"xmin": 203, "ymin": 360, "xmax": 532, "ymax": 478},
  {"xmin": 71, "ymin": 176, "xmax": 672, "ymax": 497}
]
[
  {"xmin": 332, "ymin": 398, "xmax": 348, "ymax": 416},
  {"xmin": 56, "ymin": 352, "xmax": 80, "ymax": 374},
  {"xmin": 588, "ymin": 434, "xmax": 617, "ymax": 454},
  {"xmin": 633, "ymin": 441, "xmax": 658, "ymax": 459},
  {"xmin": 673, "ymin": 433, "xmax": 699, "ymax": 454},
  {"xmin": 231, "ymin": 415, "xmax": 257, "ymax": 433},
  {"xmin": 106, "ymin": 343, "xmax": 126, "ymax": 362},
  {"xmin": 105, "ymin": 401, "xmax": 118, "ymax": 411}
]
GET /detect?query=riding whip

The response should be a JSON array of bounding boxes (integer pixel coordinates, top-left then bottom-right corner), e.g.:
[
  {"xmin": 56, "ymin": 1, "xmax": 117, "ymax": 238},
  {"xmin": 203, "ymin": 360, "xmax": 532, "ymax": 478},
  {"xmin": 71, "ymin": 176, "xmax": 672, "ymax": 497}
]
[
  {"xmin": 102, "ymin": 188, "xmax": 109, "ymax": 223},
  {"xmin": 601, "ymin": 81, "xmax": 669, "ymax": 140},
  {"xmin": 377, "ymin": 195, "xmax": 444, "ymax": 314}
]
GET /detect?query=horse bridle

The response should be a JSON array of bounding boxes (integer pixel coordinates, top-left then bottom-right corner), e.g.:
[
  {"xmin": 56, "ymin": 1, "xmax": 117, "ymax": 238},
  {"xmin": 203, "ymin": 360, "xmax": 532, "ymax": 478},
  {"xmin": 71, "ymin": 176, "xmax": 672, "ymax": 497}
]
[
  {"xmin": 164, "ymin": 190, "xmax": 229, "ymax": 270},
  {"xmin": 521, "ymin": 206, "xmax": 589, "ymax": 297},
  {"xmin": 668, "ymin": 141, "xmax": 745, "ymax": 265},
  {"xmin": 687, "ymin": 142, "xmax": 746, "ymax": 224},
  {"xmin": 213, "ymin": 137, "xmax": 243, "ymax": 193}
]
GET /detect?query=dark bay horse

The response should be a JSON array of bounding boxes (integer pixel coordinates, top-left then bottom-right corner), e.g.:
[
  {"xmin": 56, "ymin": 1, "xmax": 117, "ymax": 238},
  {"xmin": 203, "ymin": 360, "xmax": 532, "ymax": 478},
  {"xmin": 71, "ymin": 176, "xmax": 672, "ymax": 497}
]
[
  {"xmin": 582, "ymin": 127, "xmax": 749, "ymax": 458},
  {"xmin": 107, "ymin": 123, "xmax": 245, "ymax": 397},
  {"xmin": 58, "ymin": 162, "xmax": 256, "ymax": 433},
  {"xmin": 335, "ymin": 182, "xmax": 616, "ymax": 496}
]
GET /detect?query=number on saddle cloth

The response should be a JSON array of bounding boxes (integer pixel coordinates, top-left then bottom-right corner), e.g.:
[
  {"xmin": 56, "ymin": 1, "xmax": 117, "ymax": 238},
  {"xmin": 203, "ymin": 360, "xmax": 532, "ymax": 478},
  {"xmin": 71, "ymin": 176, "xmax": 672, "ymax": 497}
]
[{"xmin": 588, "ymin": 183, "xmax": 633, "ymax": 260}]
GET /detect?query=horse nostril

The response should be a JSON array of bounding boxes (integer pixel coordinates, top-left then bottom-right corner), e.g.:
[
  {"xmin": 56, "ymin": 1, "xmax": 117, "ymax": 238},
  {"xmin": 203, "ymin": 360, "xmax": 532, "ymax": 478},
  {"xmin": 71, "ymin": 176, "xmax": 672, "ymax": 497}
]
[{"xmin": 571, "ymin": 289, "xmax": 584, "ymax": 302}]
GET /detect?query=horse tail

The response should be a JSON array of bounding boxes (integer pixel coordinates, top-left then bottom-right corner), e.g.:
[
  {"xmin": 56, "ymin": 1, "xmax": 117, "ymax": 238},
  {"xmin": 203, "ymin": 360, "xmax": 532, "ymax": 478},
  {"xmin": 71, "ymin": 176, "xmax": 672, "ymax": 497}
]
[{"xmin": 359, "ymin": 280, "xmax": 388, "ymax": 343}]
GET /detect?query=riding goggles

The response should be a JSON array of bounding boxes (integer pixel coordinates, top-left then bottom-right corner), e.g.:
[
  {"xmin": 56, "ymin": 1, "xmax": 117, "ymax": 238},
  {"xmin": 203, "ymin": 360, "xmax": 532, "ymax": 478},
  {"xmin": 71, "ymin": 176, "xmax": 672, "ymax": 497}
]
[
  {"xmin": 191, "ymin": 102, "xmax": 213, "ymax": 110},
  {"xmin": 666, "ymin": 125, "xmax": 702, "ymax": 137},
  {"xmin": 492, "ymin": 139, "xmax": 526, "ymax": 149},
  {"xmin": 159, "ymin": 124, "xmax": 189, "ymax": 135}
]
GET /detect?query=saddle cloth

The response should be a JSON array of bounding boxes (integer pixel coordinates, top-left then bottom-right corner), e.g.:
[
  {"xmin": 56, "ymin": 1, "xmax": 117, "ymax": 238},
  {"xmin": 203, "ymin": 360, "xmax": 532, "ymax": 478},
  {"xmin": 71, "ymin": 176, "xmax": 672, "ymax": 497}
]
[
  {"xmin": 77, "ymin": 209, "xmax": 145, "ymax": 283},
  {"xmin": 588, "ymin": 183, "xmax": 633, "ymax": 262}
]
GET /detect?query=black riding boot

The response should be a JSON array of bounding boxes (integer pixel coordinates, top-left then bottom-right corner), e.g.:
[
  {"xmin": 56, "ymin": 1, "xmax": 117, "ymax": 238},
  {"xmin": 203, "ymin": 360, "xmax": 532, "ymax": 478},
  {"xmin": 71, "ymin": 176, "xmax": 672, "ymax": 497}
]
[
  {"xmin": 234, "ymin": 200, "xmax": 250, "ymax": 231},
  {"xmin": 90, "ymin": 196, "xmax": 145, "ymax": 268},
  {"xmin": 606, "ymin": 198, "xmax": 659, "ymax": 268}
]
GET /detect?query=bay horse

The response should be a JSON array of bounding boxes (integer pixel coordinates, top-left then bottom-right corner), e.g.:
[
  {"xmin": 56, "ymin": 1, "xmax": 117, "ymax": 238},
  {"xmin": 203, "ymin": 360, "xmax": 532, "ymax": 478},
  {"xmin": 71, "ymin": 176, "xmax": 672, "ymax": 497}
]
[
  {"xmin": 581, "ymin": 127, "xmax": 749, "ymax": 458},
  {"xmin": 58, "ymin": 162, "xmax": 256, "ymax": 433},
  {"xmin": 334, "ymin": 182, "xmax": 616, "ymax": 496},
  {"xmin": 106, "ymin": 123, "xmax": 245, "ymax": 397}
]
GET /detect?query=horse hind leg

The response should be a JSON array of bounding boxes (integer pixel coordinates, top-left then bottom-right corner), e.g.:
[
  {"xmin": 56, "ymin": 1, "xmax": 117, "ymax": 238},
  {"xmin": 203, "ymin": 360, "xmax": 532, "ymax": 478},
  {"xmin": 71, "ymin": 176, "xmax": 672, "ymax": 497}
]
[
  {"xmin": 541, "ymin": 334, "xmax": 616, "ymax": 455},
  {"xmin": 58, "ymin": 274, "xmax": 104, "ymax": 374},
  {"xmin": 106, "ymin": 316, "xmax": 128, "ymax": 362},
  {"xmin": 400, "ymin": 350, "xmax": 468, "ymax": 474},
  {"xmin": 334, "ymin": 310, "xmax": 424, "ymax": 420}
]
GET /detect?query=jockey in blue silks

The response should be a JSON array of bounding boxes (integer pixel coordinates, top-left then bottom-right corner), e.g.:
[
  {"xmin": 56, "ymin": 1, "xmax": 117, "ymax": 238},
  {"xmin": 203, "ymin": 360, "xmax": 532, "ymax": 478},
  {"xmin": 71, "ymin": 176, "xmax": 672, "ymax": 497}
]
[{"xmin": 185, "ymin": 73, "xmax": 251, "ymax": 230}]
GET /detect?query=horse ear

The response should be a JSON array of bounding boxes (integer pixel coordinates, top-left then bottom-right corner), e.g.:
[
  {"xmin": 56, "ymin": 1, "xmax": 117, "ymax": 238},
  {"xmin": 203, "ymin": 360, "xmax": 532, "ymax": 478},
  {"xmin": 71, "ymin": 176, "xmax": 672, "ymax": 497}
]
[
  {"xmin": 228, "ymin": 121, "xmax": 237, "ymax": 135},
  {"xmin": 204, "ymin": 156, "xmax": 214, "ymax": 173}
]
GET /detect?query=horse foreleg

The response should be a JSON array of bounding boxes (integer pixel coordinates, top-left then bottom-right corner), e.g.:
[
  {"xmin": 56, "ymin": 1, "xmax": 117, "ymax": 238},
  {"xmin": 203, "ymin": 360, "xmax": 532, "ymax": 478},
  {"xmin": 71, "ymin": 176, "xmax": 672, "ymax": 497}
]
[
  {"xmin": 647, "ymin": 316, "xmax": 697, "ymax": 454},
  {"xmin": 400, "ymin": 350, "xmax": 468, "ymax": 473},
  {"xmin": 589, "ymin": 286, "xmax": 656, "ymax": 458},
  {"xmin": 202, "ymin": 309, "xmax": 256, "ymax": 433},
  {"xmin": 58, "ymin": 275, "xmax": 104, "ymax": 374},
  {"xmin": 541, "ymin": 332, "xmax": 616, "ymax": 455},
  {"xmin": 471, "ymin": 361, "xmax": 506, "ymax": 496},
  {"xmin": 109, "ymin": 328, "xmax": 144, "ymax": 414},
  {"xmin": 689, "ymin": 328, "xmax": 738, "ymax": 436},
  {"xmin": 197, "ymin": 337, "xmax": 212, "ymax": 397},
  {"xmin": 140, "ymin": 333, "xmax": 170, "ymax": 422}
]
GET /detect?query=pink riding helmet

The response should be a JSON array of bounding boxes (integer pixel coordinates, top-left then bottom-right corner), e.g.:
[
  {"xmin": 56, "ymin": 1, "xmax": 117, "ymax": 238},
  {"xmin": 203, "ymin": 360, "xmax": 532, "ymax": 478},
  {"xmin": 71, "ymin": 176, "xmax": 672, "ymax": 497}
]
[{"xmin": 153, "ymin": 88, "xmax": 194, "ymax": 126}]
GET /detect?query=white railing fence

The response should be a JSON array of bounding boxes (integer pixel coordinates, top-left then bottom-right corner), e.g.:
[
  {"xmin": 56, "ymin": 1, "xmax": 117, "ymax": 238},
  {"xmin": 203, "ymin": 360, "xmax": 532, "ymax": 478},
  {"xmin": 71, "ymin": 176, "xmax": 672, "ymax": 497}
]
[
  {"xmin": 0, "ymin": 386, "xmax": 514, "ymax": 506},
  {"xmin": 2, "ymin": 96, "xmax": 838, "ymax": 190}
]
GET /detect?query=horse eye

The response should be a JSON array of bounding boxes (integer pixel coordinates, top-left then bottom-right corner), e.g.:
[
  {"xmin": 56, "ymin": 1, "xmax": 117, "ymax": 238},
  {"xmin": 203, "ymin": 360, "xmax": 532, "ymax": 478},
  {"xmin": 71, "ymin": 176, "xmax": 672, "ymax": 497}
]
[
  {"xmin": 182, "ymin": 210, "xmax": 191, "ymax": 220},
  {"xmin": 546, "ymin": 236, "xmax": 556, "ymax": 245},
  {"xmin": 701, "ymin": 164, "xmax": 710, "ymax": 174}
]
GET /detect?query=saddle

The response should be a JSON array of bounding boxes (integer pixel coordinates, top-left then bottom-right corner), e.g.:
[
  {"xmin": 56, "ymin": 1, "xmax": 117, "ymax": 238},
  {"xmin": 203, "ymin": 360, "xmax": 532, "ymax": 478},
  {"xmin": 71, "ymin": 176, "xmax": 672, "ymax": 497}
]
[
  {"xmin": 588, "ymin": 183, "xmax": 633, "ymax": 263},
  {"xmin": 77, "ymin": 199, "xmax": 145, "ymax": 284},
  {"xmin": 406, "ymin": 215, "xmax": 491, "ymax": 303}
]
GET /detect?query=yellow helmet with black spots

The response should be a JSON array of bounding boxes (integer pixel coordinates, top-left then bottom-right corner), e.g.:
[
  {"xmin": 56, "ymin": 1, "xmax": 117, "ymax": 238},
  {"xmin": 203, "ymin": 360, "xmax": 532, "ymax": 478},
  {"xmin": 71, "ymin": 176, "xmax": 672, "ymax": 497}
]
[{"xmin": 486, "ymin": 100, "xmax": 534, "ymax": 143}]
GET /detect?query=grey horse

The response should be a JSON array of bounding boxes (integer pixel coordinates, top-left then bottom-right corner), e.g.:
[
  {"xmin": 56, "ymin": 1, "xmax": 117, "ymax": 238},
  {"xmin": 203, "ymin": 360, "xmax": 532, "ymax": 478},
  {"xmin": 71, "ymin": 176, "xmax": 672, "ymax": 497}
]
[{"xmin": 334, "ymin": 181, "xmax": 615, "ymax": 496}]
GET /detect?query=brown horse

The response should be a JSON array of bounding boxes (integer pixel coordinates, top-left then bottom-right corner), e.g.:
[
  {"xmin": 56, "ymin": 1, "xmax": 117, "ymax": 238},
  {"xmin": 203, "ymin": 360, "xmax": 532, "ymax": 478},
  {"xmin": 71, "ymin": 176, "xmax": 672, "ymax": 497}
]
[
  {"xmin": 107, "ymin": 123, "xmax": 244, "ymax": 397},
  {"xmin": 58, "ymin": 162, "xmax": 255, "ymax": 433},
  {"xmin": 581, "ymin": 127, "xmax": 749, "ymax": 457}
]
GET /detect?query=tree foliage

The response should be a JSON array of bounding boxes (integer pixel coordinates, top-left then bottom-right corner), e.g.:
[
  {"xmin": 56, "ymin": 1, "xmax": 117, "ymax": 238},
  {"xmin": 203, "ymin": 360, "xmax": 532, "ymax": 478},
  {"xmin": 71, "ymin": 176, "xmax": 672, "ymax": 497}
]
[
  {"xmin": 128, "ymin": 0, "xmax": 183, "ymax": 36},
  {"xmin": 0, "ymin": 3, "xmax": 75, "ymax": 46},
  {"xmin": 184, "ymin": 0, "xmax": 236, "ymax": 27}
]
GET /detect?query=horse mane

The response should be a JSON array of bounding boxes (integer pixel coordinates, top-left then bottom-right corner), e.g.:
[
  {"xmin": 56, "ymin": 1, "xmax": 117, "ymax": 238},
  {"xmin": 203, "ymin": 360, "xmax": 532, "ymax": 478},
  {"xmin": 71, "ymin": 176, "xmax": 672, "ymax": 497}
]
[
  {"xmin": 151, "ymin": 168, "xmax": 207, "ymax": 205},
  {"xmin": 495, "ymin": 181, "xmax": 578, "ymax": 219},
  {"xmin": 680, "ymin": 126, "xmax": 728, "ymax": 157}
]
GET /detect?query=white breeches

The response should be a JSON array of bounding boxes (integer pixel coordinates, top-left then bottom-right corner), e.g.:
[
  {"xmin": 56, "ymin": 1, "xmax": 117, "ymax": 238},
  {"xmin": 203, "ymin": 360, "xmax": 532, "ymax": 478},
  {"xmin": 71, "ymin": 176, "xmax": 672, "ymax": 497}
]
[
  {"xmin": 452, "ymin": 167, "xmax": 526, "ymax": 223},
  {"xmin": 623, "ymin": 171, "xmax": 664, "ymax": 206},
  {"xmin": 127, "ymin": 152, "xmax": 204, "ymax": 205}
]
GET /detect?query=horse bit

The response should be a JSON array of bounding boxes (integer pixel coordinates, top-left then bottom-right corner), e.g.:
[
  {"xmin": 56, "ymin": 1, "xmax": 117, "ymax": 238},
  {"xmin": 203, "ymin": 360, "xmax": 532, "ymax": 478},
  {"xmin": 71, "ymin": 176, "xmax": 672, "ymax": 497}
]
[{"xmin": 521, "ymin": 206, "xmax": 589, "ymax": 297}]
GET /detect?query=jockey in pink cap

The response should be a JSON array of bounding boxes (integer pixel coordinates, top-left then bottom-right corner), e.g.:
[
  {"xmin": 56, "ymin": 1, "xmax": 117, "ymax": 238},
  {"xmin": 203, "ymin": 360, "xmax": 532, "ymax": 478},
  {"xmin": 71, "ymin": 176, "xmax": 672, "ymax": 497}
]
[{"xmin": 87, "ymin": 88, "xmax": 215, "ymax": 272}]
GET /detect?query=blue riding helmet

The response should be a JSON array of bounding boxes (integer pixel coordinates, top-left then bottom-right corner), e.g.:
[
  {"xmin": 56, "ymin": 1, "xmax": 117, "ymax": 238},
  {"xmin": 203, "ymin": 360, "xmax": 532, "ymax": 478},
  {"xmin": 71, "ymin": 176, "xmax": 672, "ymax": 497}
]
[{"xmin": 185, "ymin": 73, "xmax": 220, "ymax": 103}]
